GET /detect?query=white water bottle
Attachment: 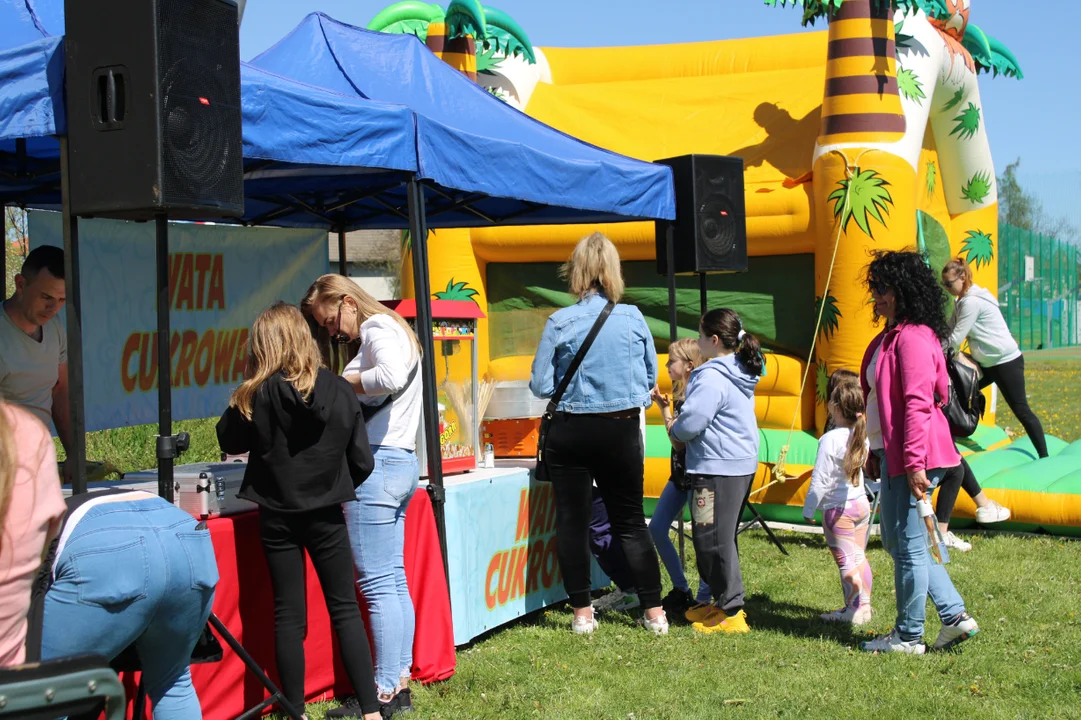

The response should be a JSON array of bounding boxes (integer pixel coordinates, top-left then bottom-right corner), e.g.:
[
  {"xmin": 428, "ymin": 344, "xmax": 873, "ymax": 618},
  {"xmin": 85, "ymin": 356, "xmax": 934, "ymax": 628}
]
[{"xmin": 916, "ymin": 497, "xmax": 950, "ymax": 565}]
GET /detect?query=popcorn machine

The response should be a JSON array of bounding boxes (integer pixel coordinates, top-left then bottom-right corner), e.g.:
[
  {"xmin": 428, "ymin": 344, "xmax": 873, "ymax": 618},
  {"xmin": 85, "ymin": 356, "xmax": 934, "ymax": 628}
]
[{"xmin": 381, "ymin": 299, "xmax": 490, "ymax": 475}]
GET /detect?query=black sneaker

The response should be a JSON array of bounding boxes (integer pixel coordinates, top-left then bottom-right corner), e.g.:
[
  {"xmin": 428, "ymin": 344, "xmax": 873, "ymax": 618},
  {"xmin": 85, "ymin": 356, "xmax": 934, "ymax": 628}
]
[
  {"xmin": 661, "ymin": 587, "xmax": 694, "ymax": 615},
  {"xmin": 326, "ymin": 695, "xmax": 363, "ymax": 719},
  {"xmin": 396, "ymin": 688, "xmax": 415, "ymax": 714},
  {"xmin": 326, "ymin": 695, "xmax": 399, "ymax": 719}
]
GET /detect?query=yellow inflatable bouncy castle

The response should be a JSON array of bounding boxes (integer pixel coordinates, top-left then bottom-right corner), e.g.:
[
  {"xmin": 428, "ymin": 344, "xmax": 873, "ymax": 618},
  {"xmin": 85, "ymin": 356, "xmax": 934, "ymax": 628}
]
[{"xmin": 370, "ymin": 0, "xmax": 1081, "ymax": 536}]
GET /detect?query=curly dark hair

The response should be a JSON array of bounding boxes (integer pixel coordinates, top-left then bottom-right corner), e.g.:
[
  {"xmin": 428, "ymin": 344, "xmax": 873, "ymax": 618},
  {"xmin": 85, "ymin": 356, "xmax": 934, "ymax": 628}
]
[{"xmin": 865, "ymin": 250, "xmax": 950, "ymax": 340}]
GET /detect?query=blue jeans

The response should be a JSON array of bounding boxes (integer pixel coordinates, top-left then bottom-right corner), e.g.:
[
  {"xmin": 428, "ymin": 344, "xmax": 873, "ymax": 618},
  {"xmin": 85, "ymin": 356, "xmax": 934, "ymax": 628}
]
[
  {"xmin": 42, "ymin": 497, "xmax": 218, "ymax": 720},
  {"xmin": 343, "ymin": 445, "xmax": 420, "ymax": 696},
  {"xmin": 649, "ymin": 480, "xmax": 711, "ymax": 603},
  {"xmin": 877, "ymin": 452, "xmax": 966, "ymax": 640}
]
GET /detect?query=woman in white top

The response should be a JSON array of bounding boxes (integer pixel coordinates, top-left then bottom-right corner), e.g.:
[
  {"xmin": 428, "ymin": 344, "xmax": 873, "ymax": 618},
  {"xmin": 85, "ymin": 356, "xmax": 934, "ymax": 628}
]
[
  {"xmin": 302, "ymin": 274, "xmax": 422, "ymax": 716},
  {"xmin": 942, "ymin": 258, "xmax": 1048, "ymax": 458}
]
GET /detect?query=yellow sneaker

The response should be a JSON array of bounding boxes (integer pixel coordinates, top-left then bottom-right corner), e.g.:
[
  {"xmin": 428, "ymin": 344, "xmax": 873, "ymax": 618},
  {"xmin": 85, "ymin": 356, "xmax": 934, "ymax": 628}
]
[
  {"xmin": 692, "ymin": 608, "xmax": 750, "ymax": 634},
  {"xmin": 684, "ymin": 603, "xmax": 714, "ymax": 624}
]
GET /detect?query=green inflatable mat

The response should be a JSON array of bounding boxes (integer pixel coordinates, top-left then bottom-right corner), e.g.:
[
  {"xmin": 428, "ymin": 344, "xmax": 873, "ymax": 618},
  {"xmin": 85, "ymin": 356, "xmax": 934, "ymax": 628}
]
[{"xmin": 645, "ymin": 426, "xmax": 819, "ymax": 465}]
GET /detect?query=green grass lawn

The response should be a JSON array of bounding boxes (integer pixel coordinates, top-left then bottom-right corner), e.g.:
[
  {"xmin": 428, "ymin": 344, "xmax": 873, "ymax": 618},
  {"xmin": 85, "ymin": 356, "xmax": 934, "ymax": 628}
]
[
  {"xmin": 293, "ymin": 531, "xmax": 1081, "ymax": 720},
  {"xmin": 993, "ymin": 352, "xmax": 1081, "ymax": 446},
  {"xmin": 65, "ymin": 356, "xmax": 1081, "ymax": 718}
]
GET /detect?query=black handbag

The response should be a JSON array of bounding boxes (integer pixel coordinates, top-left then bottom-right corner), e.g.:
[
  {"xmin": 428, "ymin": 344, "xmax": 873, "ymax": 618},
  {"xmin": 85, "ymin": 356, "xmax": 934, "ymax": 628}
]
[
  {"xmin": 941, "ymin": 348, "xmax": 985, "ymax": 438},
  {"xmin": 534, "ymin": 301, "xmax": 615, "ymax": 482}
]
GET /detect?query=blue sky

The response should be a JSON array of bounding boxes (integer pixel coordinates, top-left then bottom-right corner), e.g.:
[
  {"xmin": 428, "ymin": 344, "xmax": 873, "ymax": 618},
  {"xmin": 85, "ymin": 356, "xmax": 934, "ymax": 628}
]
[{"xmin": 241, "ymin": 1, "xmax": 1080, "ymax": 219}]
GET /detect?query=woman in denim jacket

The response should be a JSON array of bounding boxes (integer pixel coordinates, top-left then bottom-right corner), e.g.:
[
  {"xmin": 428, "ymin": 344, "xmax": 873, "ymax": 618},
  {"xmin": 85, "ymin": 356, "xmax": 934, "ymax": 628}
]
[
  {"xmin": 858, "ymin": 251, "xmax": 979, "ymax": 655},
  {"xmin": 529, "ymin": 232, "xmax": 668, "ymax": 636}
]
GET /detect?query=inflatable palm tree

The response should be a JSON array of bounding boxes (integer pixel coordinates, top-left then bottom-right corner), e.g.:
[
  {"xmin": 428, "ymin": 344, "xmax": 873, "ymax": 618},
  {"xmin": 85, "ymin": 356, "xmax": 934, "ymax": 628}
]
[
  {"xmin": 368, "ymin": 1, "xmax": 535, "ymax": 90},
  {"xmin": 766, "ymin": 0, "xmax": 1022, "ymax": 429}
]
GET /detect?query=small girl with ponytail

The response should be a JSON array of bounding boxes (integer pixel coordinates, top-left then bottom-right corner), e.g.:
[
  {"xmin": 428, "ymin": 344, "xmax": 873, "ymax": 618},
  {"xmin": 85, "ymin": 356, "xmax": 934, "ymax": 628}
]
[{"xmin": 802, "ymin": 381, "xmax": 874, "ymax": 626}]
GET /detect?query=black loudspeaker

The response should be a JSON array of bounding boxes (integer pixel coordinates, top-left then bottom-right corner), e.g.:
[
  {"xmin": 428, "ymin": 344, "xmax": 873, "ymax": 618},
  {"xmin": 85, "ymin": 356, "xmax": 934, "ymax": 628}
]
[
  {"xmin": 64, "ymin": 0, "xmax": 244, "ymax": 220},
  {"xmin": 654, "ymin": 154, "xmax": 747, "ymax": 275}
]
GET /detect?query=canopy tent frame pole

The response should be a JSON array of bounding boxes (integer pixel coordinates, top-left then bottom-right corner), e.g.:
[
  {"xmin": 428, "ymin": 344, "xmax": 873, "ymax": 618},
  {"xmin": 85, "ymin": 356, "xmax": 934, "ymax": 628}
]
[
  {"xmin": 662, "ymin": 224, "xmax": 687, "ymax": 569},
  {"xmin": 337, "ymin": 228, "xmax": 347, "ymax": 276},
  {"xmin": 405, "ymin": 176, "xmax": 451, "ymax": 597},
  {"xmin": 58, "ymin": 136, "xmax": 88, "ymax": 496}
]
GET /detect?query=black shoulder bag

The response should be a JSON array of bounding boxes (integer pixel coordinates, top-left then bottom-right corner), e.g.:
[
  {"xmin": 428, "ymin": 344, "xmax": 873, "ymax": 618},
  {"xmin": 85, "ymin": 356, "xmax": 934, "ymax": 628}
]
[
  {"xmin": 940, "ymin": 347, "xmax": 985, "ymax": 438},
  {"xmin": 534, "ymin": 301, "xmax": 615, "ymax": 482}
]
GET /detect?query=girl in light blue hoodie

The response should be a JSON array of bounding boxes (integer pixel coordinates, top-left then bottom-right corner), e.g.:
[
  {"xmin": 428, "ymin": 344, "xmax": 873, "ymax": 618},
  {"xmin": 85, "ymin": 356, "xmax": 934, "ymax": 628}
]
[{"xmin": 669, "ymin": 309, "xmax": 763, "ymax": 635}]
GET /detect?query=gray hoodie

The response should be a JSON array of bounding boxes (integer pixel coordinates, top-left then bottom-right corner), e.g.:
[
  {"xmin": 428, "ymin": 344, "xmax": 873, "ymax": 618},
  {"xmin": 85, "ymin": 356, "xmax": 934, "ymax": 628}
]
[
  {"xmin": 947, "ymin": 284, "xmax": 1021, "ymax": 368},
  {"xmin": 670, "ymin": 354, "xmax": 760, "ymax": 477}
]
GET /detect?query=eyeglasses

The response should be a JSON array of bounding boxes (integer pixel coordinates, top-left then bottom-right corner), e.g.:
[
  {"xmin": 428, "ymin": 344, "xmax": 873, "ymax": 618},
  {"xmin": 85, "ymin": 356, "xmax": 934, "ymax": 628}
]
[
  {"xmin": 869, "ymin": 280, "xmax": 890, "ymax": 296},
  {"xmin": 942, "ymin": 276, "xmax": 961, "ymax": 288}
]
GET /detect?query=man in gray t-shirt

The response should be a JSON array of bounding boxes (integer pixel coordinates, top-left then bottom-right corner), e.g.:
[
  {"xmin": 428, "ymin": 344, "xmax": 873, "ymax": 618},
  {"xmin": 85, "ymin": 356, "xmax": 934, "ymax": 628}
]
[{"xmin": 0, "ymin": 245, "xmax": 71, "ymax": 480}]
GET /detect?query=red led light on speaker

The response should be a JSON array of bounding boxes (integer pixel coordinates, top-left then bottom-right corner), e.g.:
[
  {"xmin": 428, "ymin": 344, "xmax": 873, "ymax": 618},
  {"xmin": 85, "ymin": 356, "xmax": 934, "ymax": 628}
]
[
  {"xmin": 199, "ymin": 97, "xmax": 210, "ymax": 105},
  {"xmin": 720, "ymin": 210, "xmax": 728, "ymax": 216}
]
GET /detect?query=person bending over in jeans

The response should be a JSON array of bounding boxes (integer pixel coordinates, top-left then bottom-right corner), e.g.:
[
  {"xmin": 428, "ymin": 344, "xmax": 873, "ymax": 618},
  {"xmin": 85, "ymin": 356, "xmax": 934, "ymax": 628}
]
[
  {"xmin": 37, "ymin": 490, "xmax": 217, "ymax": 720},
  {"xmin": 669, "ymin": 309, "xmax": 763, "ymax": 635},
  {"xmin": 529, "ymin": 232, "xmax": 667, "ymax": 636},
  {"xmin": 217, "ymin": 302, "xmax": 382, "ymax": 719}
]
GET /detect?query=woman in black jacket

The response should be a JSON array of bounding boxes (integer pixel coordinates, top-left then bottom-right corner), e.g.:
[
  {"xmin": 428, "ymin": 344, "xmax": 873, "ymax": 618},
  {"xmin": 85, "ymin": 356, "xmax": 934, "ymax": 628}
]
[{"xmin": 217, "ymin": 302, "xmax": 383, "ymax": 720}]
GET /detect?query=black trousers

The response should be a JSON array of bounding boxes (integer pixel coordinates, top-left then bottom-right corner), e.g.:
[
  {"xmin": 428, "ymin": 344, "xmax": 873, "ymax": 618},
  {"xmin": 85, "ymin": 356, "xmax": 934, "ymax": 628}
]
[
  {"xmin": 545, "ymin": 411, "xmax": 662, "ymax": 609},
  {"xmin": 690, "ymin": 473, "xmax": 754, "ymax": 615},
  {"xmin": 980, "ymin": 355, "xmax": 1048, "ymax": 458},
  {"xmin": 934, "ymin": 457, "xmax": 984, "ymax": 525},
  {"xmin": 259, "ymin": 505, "xmax": 379, "ymax": 715}
]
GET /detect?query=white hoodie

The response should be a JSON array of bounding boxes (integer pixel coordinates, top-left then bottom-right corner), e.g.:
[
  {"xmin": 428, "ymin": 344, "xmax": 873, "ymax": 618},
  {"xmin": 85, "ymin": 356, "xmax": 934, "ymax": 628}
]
[{"xmin": 947, "ymin": 284, "xmax": 1021, "ymax": 368}]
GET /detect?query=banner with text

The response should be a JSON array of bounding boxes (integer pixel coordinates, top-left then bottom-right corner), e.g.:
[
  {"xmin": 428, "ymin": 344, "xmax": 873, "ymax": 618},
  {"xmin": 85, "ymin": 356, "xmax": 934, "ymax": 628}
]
[
  {"xmin": 443, "ymin": 469, "xmax": 609, "ymax": 646},
  {"xmin": 29, "ymin": 211, "xmax": 328, "ymax": 432}
]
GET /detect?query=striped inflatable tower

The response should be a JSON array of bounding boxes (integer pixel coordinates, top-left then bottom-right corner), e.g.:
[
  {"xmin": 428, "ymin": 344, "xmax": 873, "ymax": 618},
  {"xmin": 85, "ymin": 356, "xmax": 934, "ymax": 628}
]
[
  {"xmin": 810, "ymin": 0, "xmax": 916, "ymax": 432},
  {"xmin": 425, "ymin": 21, "xmax": 478, "ymax": 81},
  {"xmin": 819, "ymin": 0, "xmax": 906, "ymax": 146}
]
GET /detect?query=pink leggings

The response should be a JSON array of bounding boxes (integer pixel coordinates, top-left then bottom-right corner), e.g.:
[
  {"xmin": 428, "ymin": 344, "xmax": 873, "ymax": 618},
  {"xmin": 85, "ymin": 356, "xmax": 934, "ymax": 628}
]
[{"xmin": 822, "ymin": 495, "xmax": 873, "ymax": 609}]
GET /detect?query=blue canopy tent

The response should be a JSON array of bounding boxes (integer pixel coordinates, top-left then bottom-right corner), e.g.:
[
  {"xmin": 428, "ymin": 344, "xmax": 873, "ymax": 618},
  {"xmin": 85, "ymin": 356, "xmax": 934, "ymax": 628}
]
[{"xmin": 251, "ymin": 12, "xmax": 675, "ymax": 228}]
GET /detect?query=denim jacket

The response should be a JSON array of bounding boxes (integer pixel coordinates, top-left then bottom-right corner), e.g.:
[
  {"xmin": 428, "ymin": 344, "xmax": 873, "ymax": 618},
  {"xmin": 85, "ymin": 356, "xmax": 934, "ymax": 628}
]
[{"xmin": 529, "ymin": 293, "xmax": 657, "ymax": 413}]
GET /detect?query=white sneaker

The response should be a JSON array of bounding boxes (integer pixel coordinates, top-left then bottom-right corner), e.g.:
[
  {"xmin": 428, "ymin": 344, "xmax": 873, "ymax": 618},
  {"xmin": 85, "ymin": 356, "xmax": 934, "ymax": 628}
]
[
  {"xmin": 933, "ymin": 613, "xmax": 979, "ymax": 651},
  {"xmin": 820, "ymin": 605, "xmax": 874, "ymax": 626},
  {"xmin": 944, "ymin": 531, "xmax": 972, "ymax": 552},
  {"xmin": 975, "ymin": 501, "xmax": 1011, "ymax": 525},
  {"xmin": 637, "ymin": 611, "xmax": 669, "ymax": 636},
  {"xmin": 859, "ymin": 629, "xmax": 926, "ymax": 654},
  {"xmin": 572, "ymin": 612, "xmax": 598, "ymax": 635}
]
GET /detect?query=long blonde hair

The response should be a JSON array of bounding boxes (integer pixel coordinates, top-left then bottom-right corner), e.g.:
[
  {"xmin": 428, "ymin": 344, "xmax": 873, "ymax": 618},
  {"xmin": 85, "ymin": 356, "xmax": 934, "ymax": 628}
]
[
  {"xmin": 830, "ymin": 382, "xmax": 869, "ymax": 487},
  {"xmin": 559, "ymin": 232, "xmax": 625, "ymax": 303},
  {"xmin": 0, "ymin": 401, "xmax": 16, "ymax": 554},
  {"xmin": 300, "ymin": 274, "xmax": 421, "ymax": 370},
  {"xmin": 669, "ymin": 337, "xmax": 703, "ymax": 403},
  {"xmin": 230, "ymin": 302, "xmax": 323, "ymax": 419}
]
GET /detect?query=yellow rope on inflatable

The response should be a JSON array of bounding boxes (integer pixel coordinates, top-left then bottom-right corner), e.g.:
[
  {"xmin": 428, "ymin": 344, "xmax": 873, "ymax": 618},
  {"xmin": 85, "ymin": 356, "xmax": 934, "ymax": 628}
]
[{"xmin": 752, "ymin": 149, "xmax": 865, "ymax": 497}]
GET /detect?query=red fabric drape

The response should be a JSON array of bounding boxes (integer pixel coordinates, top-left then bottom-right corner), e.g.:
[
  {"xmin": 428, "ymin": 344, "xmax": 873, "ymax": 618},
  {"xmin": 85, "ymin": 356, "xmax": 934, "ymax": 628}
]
[{"xmin": 121, "ymin": 490, "xmax": 455, "ymax": 719}]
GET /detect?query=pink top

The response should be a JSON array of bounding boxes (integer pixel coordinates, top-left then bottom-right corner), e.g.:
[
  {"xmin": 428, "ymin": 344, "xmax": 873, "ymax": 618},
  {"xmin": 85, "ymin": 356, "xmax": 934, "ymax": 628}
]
[
  {"xmin": 860, "ymin": 323, "xmax": 961, "ymax": 477},
  {"xmin": 0, "ymin": 404, "xmax": 66, "ymax": 667}
]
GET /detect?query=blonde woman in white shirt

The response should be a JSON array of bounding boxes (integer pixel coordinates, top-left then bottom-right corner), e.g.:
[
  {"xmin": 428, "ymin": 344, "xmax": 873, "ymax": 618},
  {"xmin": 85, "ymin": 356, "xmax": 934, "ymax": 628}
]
[{"xmin": 302, "ymin": 274, "xmax": 422, "ymax": 717}]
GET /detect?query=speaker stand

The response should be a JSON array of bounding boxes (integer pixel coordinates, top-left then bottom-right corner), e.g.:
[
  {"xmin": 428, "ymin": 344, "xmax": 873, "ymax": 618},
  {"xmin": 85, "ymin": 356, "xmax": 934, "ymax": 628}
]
[
  {"xmin": 737, "ymin": 502, "xmax": 789, "ymax": 556},
  {"xmin": 127, "ymin": 613, "xmax": 303, "ymax": 720}
]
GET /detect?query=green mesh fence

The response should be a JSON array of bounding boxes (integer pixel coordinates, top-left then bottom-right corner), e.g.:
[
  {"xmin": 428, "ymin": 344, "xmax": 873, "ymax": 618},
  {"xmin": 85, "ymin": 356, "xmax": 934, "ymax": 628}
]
[{"xmin": 999, "ymin": 224, "xmax": 1080, "ymax": 350}]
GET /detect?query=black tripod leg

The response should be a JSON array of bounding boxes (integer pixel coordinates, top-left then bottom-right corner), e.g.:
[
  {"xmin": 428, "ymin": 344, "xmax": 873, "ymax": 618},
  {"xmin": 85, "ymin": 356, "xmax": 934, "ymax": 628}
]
[
  {"xmin": 737, "ymin": 502, "xmax": 788, "ymax": 556},
  {"xmin": 132, "ymin": 681, "xmax": 146, "ymax": 719},
  {"xmin": 207, "ymin": 612, "xmax": 304, "ymax": 720}
]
